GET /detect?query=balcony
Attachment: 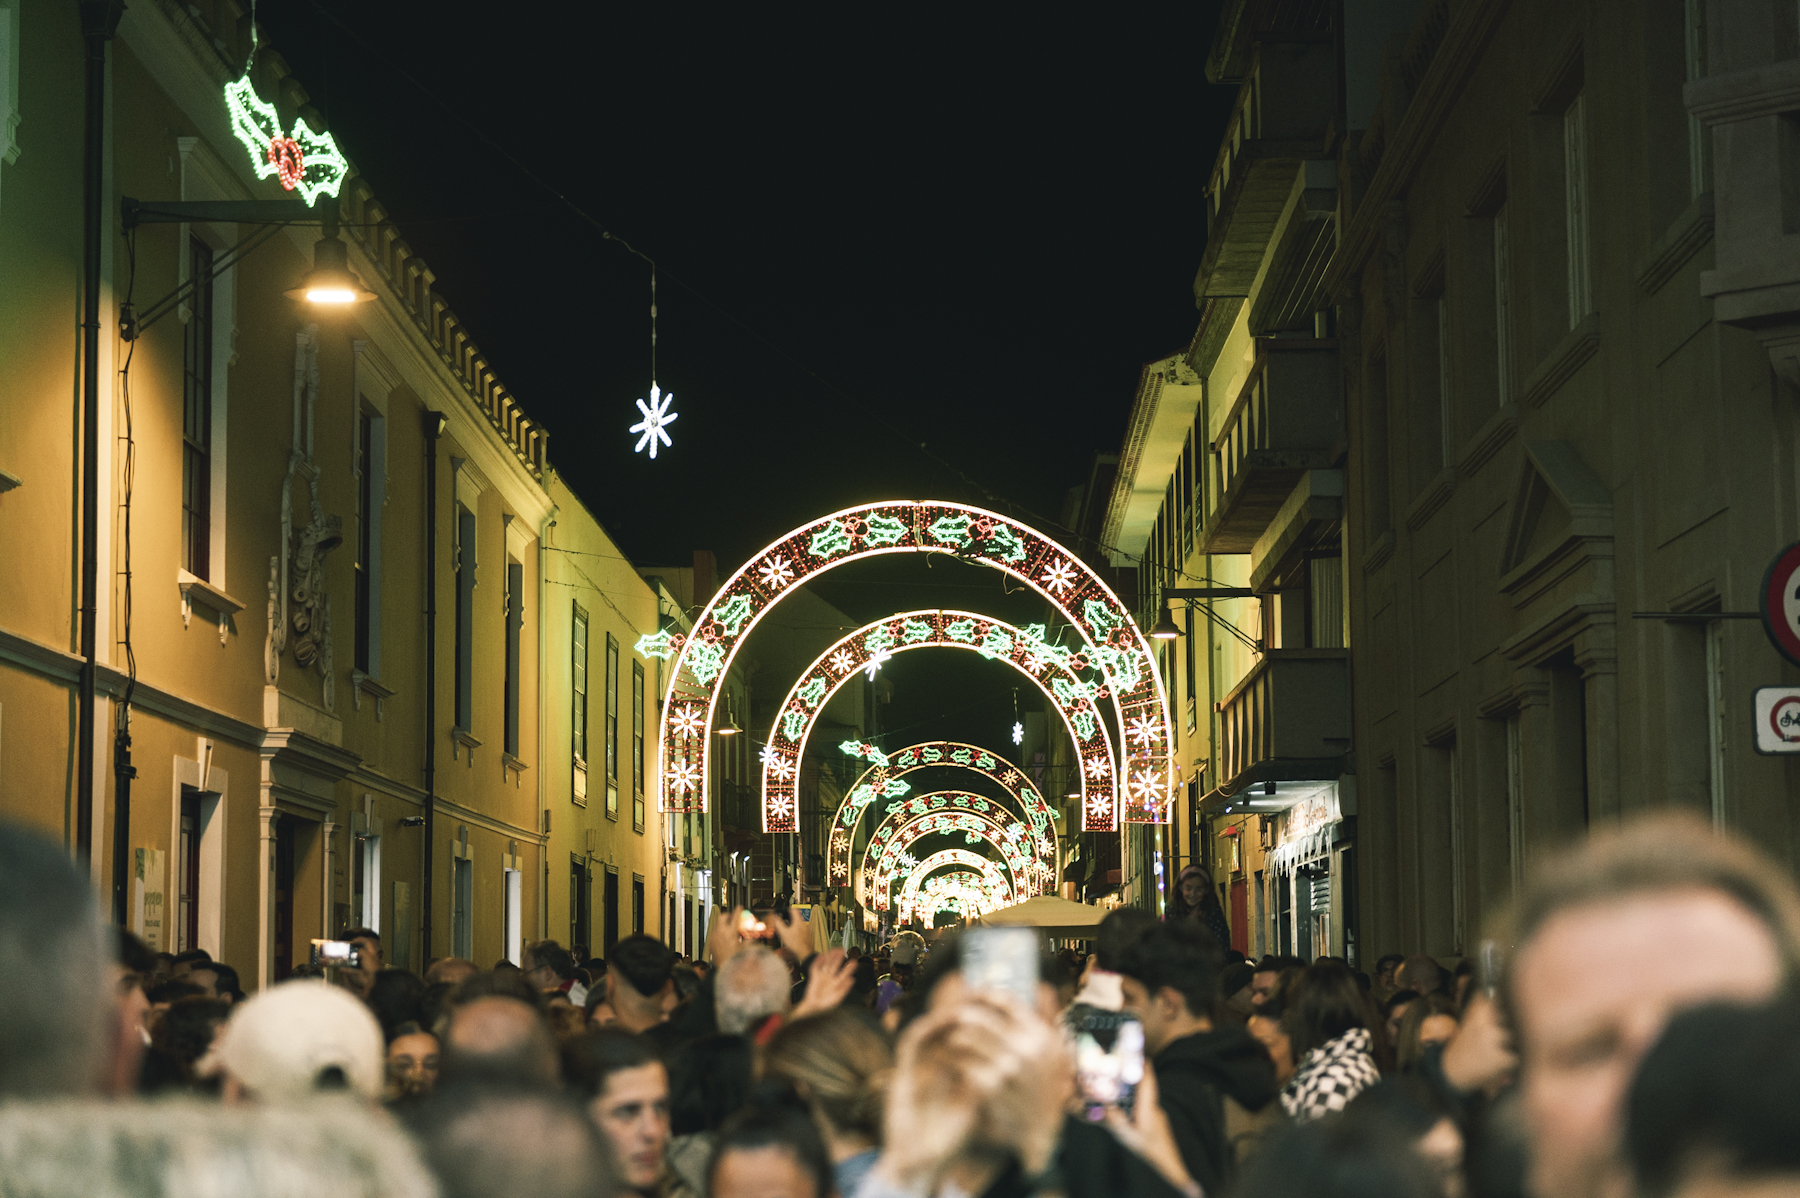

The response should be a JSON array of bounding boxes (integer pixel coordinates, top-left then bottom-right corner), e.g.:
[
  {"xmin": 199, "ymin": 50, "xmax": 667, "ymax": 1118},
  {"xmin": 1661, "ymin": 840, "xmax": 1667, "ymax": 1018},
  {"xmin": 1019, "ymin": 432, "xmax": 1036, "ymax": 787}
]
[
  {"xmin": 1195, "ymin": 40, "xmax": 1337, "ymax": 301},
  {"xmin": 1201, "ymin": 338, "xmax": 1341, "ymax": 553},
  {"xmin": 1212, "ymin": 649, "xmax": 1350, "ymax": 800}
]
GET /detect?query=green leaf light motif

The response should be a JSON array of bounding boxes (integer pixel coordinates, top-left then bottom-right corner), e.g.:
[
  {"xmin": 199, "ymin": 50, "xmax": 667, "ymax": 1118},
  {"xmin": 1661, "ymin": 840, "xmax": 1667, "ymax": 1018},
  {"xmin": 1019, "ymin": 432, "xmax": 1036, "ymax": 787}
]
[{"xmin": 224, "ymin": 75, "xmax": 349, "ymax": 207}]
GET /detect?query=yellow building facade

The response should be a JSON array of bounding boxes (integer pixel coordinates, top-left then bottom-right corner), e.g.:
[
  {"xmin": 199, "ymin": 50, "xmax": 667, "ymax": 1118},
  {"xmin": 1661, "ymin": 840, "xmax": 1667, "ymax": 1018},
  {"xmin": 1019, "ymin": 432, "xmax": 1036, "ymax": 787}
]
[{"xmin": 0, "ymin": 0, "xmax": 664, "ymax": 987}]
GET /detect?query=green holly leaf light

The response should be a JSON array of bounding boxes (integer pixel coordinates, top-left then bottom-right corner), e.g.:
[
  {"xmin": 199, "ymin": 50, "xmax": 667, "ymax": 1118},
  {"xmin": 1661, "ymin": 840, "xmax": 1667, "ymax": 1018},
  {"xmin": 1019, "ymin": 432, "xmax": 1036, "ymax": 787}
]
[{"xmin": 225, "ymin": 75, "xmax": 350, "ymax": 207}]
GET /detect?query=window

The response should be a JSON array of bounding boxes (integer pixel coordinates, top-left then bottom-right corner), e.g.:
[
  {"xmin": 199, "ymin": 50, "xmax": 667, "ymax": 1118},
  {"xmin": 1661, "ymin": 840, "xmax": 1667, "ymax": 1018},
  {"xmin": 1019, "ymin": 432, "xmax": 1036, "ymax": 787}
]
[
  {"xmin": 1563, "ymin": 92, "xmax": 1592, "ymax": 325},
  {"xmin": 572, "ymin": 604, "xmax": 589, "ymax": 806},
  {"xmin": 352, "ymin": 832, "xmax": 380, "ymax": 933},
  {"xmin": 1437, "ymin": 296, "xmax": 1453, "ymax": 465},
  {"xmin": 1308, "ymin": 556, "xmax": 1345, "ymax": 648},
  {"xmin": 504, "ymin": 560, "xmax": 523, "ymax": 757},
  {"xmin": 632, "ymin": 875, "xmax": 645, "ymax": 935},
  {"xmin": 503, "ymin": 865, "xmax": 522, "ymax": 965},
  {"xmin": 605, "ymin": 633, "xmax": 619, "ymax": 820},
  {"xmin": 1506, "ymin": 715, "xmax": 1524, "ymax": 893},
  {"xmin": 182, "ymin": 238, "xmax": 213, "ymax": 581},
  {"xmin": 570, "ymin": 858, "xmax": 591, "ymax": 955},
  {"xmin": 1685, "ymin": 0, "xmax": 1710, "ymax": 198},
  {"xmin": 1494, "ymin": 206, "xmax": 1513, "ymax": 402},
  {"xmin": 633, "ymin": 660, "xmax": 646, "ymax": 832},
  {"xmin": 452, "ymin": 855, "xmax": 473, "ymax": 960},
  {"xmin": 177, "ymin": 788, "xmax": 201, "ymax": 952},
  {"xmin": 354, "ymin": 410, "xmax": 374, "ymax": 673},
  {"xmin": 454, "ymin": 506, "xmax": 476, "ymax": 730},
  {"xmin": 603, "ymin": 868, "xmax": 619, "ymax": 954}
]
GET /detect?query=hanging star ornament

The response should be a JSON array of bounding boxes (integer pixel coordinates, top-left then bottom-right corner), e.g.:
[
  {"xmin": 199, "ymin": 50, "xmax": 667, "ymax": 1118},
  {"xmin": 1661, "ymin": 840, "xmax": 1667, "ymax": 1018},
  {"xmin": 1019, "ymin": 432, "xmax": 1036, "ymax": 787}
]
[{"xmin": 630, "ymin": 383, "xmax": 678, "ymax": 459}]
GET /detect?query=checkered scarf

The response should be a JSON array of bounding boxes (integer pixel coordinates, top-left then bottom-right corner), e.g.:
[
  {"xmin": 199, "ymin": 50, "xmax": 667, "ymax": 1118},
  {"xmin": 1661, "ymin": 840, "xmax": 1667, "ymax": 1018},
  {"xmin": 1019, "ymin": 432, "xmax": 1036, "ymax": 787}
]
[{"xmin": 1278, "ymin": 1026, "xmax": 1380, "ymax": 1121}]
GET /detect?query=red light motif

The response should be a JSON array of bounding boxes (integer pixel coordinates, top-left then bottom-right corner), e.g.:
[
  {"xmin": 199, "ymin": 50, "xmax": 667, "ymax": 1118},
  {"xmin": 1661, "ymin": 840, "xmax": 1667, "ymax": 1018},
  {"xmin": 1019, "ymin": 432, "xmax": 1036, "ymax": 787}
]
[{"xmin": 267, "ymin": 136, "xmax": 304, "ymax": 190}]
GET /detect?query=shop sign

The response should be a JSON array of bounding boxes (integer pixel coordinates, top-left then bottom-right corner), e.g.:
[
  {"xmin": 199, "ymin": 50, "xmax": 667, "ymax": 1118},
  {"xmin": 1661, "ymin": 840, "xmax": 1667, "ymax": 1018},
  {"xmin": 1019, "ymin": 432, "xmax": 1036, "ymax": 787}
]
[
  {"xmin": 1753, "ymin": 687, "xmax": 1800, "ymax": 754},
  {"xmin": 1282, "ymin": 786, "xmax": 1341, "ymax": 843}
]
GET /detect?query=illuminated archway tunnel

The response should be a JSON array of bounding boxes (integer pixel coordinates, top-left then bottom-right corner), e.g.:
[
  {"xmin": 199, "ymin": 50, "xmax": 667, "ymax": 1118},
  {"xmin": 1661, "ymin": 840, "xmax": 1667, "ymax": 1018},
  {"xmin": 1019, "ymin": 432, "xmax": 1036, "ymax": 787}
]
[
  {"xmin": 826, "ymin": 739, "xmax": 1057, "ymax": 887},
  {"xmin": 861, "ymin": 795, "xmax": 1038, "ymax": 910},
  {"xmin": 761, "ymin": 610, "xmax": 1117, "ymax": 835},
  {"xmin": 857, "ymin": 789, "xmax": 1051, "ymax": 902},
  {"xmin": 899, "ymin": 858, "xmax": 1011, "ymax": 924},
  {"xmin": 636, "ymin": 501, "xmax": 1174, "ymax": 830}
]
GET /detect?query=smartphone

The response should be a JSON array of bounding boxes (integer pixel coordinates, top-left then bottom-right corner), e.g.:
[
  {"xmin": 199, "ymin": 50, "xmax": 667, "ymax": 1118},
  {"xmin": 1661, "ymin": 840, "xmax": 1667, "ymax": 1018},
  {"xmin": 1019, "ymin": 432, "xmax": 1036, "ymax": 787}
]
[
  {"xmin": 737, "ymin": 909, "xmax": 768, "ymax": 939},
  {"xmin": 310, "ymin": 939, "xmax": 360, "ymax": 968},
  {"xmin": 1477, "ymin": 939, "xmax": 1505, "ymax": 1002},
  {"xmin": 962, "ymin": 926, "xmax": 1039, "ymax": 1008},
  {"xmin": 1073, "ymin": 1010, "xmax": 1145, "ymax": 1120}
]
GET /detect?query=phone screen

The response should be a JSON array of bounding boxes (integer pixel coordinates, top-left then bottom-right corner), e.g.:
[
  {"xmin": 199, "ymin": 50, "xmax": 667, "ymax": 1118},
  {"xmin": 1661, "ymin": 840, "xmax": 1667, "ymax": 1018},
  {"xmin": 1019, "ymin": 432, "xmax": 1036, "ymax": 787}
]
[
  {"xmin": 962, "ymin": 926, "xmax": 1039, "ymax": 1007},
  {"xmin": 1074, "ymin": 1010, "xmax": 1144, "ymax": 1119},
  {"xmin": 310, "ymin": 939, "xmax": 360, "ymax": 967}
]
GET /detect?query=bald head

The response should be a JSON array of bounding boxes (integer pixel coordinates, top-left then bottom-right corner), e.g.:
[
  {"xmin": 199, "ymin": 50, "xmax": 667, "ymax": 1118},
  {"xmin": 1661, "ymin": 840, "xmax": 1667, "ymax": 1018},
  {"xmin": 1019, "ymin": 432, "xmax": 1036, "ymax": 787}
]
[
  {"xmin": 427, "ymin": 958, "xmax": 479, "ymax": 986},
  {"xmin": 442, "ymin": 996, "xmax": 559, "ymax": 1088}
]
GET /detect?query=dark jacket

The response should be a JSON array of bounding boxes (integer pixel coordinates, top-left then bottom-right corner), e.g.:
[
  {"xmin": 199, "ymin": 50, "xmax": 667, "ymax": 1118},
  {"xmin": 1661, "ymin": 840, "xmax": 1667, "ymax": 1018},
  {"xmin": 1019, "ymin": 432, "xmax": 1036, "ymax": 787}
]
[
  {"xmin": 980, "ymin": 1114, "xmax": 1185, "ymax": 1198},
  {"xmin": 1154, "ymin": 1024, "xmax": 1279, "ymax": 1196}
]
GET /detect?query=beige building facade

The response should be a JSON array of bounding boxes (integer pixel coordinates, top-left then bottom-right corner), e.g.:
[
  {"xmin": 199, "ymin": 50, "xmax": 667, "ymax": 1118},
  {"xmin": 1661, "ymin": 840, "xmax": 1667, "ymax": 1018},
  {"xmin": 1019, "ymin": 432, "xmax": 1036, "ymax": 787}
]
[{"xmin": 0, "ymin": 0, "xmax": 664, "ymax": 986}]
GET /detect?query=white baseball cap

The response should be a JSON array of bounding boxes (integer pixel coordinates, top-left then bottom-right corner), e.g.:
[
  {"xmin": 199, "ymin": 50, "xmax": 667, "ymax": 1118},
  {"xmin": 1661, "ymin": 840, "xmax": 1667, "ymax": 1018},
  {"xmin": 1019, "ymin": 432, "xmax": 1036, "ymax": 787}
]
[{"xmin": 215, "ymin": 980, "xmax": 384, "ymax": 1102}]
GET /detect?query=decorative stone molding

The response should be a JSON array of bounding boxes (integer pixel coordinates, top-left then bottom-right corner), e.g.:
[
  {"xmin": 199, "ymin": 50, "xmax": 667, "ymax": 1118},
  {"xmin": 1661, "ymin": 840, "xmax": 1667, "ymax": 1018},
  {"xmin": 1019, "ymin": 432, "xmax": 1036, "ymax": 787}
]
[
  {"xmin": 350, "ymin": 670, "xmax": 394, "ymax": 720},
  {"xmin": 1634, "ymin": 192, "xmax": 1714, "ymax": 295},
  {"xmin": 1520, "ymin": 312, "xmax": 1600, "ymax": 410},
  {"xmin": 178, "ymin": 569, "xmax": 243, "ymax": 645},
  {"xmin": 265, "ymin": 326, "xmax": 341, "ymax": 711}
]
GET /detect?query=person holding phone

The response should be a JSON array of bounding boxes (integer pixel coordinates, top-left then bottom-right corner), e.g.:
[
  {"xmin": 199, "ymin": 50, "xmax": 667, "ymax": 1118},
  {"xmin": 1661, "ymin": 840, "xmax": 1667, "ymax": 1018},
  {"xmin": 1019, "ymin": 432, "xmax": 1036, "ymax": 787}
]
[{"xmin": 1117, "ymin": 920, "xmax": 1277, "ymax": 1197}]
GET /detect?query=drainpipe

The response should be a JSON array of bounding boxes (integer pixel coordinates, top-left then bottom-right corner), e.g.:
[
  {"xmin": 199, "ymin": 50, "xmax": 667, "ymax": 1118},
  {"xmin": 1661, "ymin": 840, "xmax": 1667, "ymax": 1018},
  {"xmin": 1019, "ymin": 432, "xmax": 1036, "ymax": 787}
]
[
  {"xmin": 77, "ymin": 0, "xmax": 124, "ymax": 874},
  {"xmin": 538, "ymin": 502, "xmax": 557, "ymax": 940},
  {"xmin": 422, "ymin": 411, "xmax": 444, "ymax": 959}
]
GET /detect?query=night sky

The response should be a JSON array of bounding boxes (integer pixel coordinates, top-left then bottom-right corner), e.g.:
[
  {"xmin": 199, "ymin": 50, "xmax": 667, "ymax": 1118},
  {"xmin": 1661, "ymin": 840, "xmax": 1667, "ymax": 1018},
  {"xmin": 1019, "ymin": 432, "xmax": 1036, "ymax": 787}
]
[{"xmin": 258, "ymin": 1, "xmax": 1234, "ymax": 576}]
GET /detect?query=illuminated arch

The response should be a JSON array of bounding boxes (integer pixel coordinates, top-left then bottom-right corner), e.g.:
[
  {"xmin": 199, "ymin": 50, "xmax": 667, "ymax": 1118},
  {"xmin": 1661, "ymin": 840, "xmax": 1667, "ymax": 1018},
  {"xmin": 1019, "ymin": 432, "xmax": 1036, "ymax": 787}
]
[
  {"xmin": 761, "ymin": 608, "xmax": 1113, "ymax": 837},
  {"xmin": 826, "ymin": 739, "xmax": 1058, "ymax": 887},
  {"xmin": 636, "ymin": 501, "xmax": 1173, "ymax": 830},
  {"xmin": 861, "ymin": 795, "xmax": 1036, "ymax": 910},
  {"xmin": 858, "ymin": 787, "xmax": 1053, "ymax": 900},
  {"xmin": 896, "ymin": 852, "xmax": 1011, "ymax": 923},
  {"xmin": 900, "ymin": 864, "xmax": 1009, "ymax": 924}
]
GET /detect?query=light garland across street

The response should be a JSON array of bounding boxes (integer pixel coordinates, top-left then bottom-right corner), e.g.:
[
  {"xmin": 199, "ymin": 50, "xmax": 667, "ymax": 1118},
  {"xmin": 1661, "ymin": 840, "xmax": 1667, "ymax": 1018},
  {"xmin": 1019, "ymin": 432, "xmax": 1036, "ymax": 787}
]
[{"xmin": 634, "ymin": 501, "xmax": 1175, "ymax": 830}]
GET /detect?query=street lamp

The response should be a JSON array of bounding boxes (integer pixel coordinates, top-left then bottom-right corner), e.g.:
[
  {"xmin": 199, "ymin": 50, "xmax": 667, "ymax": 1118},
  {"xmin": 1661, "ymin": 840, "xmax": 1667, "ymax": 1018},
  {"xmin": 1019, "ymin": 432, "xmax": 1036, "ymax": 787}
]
[
  {"xmin": 119, "ymin": 198, "xmax": 374, "ymax": 341},
  {"xmin": 283, "ymin": 228, "xmax": 375, "ymax": 304},
  {"xmin": 715, "ymin": 695, "xmax": 741, "ymax": 737},
  {"xmin": 1148, "ymin": 607, "xmax": 1182, "ymax": 640}
]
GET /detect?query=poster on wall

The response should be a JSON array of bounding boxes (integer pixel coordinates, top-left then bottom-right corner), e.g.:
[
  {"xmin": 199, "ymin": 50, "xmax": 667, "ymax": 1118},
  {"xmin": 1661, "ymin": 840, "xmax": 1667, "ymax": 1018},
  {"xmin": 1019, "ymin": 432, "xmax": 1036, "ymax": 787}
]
[{"xmin": 134, "ymin": 848, "xmax": 166, "ymax": 951}]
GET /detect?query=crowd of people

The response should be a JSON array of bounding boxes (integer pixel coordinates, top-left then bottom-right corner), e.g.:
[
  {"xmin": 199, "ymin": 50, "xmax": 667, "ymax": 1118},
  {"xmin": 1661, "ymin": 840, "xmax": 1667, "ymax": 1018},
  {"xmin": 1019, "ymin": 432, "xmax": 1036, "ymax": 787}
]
[{"xmin": 2, "ymin": 807, "xmax": 1800, "ymax": 1198}]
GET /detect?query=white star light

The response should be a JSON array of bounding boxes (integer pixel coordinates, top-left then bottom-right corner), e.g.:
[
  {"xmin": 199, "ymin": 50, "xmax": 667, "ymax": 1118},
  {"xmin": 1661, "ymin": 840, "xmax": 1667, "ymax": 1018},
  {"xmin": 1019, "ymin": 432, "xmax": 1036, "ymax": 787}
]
[
  {"xmin": 1012, "ymin": 721, "xmax": 1024, "ymax": 745},
  {"xmin": 670, "ymin": 705, "xmax": 705, "ymax": 737},
  {"xmin": 863, "ymin": 649, "xmax": 893, "ymax": 680},
  {"xmin": 1085, "ymin": 755, "xmax": 1112, "ymax": 778},
  {"xmin": 829, "ymin": 649, "xmax": 856, "ymax": 675},
  {"xmin": 758, "ymin": 556, "xmax": 795, "ymax": 590},
  {"xmin": 1127, "ymin": 713, "xmax": 1159, "ymax": 746},
  {"xmin": 1041, "ymin": 560, "xmax": 1077, "ymax": 595},
  {"xmin": 760, "ymin": 745, "xmax": 796, "ymax": 781},
  {"xmin": 629, "ymin": 384, "xmax": 678, "ymax": 459},
  {"xmin": 668, "ymin": 761, "xmax": 701, "ymax": 794}
]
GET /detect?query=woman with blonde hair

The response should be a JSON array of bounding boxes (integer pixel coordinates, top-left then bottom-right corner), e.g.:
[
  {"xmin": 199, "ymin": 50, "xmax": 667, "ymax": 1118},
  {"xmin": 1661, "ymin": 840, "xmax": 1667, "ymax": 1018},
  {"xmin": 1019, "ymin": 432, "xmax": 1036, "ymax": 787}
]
[{"xmin": 761, "ymin": 1007, "xmax": 893, "ymax": 1196}]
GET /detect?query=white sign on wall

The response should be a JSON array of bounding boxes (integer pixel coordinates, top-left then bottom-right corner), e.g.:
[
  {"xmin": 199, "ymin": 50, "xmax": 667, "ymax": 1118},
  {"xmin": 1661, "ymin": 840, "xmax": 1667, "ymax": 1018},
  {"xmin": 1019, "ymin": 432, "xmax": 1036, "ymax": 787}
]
[{"xmin": 1752, "ymin": 687, "xmax": 1800, "ymax": 754}]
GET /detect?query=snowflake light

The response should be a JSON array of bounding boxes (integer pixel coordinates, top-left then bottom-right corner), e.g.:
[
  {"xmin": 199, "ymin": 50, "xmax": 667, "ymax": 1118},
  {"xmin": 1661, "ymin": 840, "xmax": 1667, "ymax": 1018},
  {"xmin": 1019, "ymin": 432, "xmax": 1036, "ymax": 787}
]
[
  {"xmin": 828, "ymin": 649, "xmax": 856, "ymax": 675},
  {"xmin": 1127, "ymin": 713, "xmax": 1160, "ymax": 746},
  {"xmin": 759, "ymin": 745, "xmax": 796, "ymax": 781},
  {"xmin": 863, "ymin": 648, "xmax": 893, "ymax": 680},
  {"xmin": 769, "ymin": 795, "xmax": 795, "ymax": 820},
  {"xmin": 668, "ymin": 761, "xmax": 701, "ymax": 794},
  {"xmin": 758, "ymin": 556, "xmax": 795, "ymax": 590},
  {"xmin": 1128, "ymin": 769, "xmax": 1163, "ymax": 804},
  {"xmin": 669, "ymin": 705, "xmax": 705, "ymax": 737},
  {"xmin": 630, "ymin": 384, "xmax": 678, "ymax": 459},
  {"xmin": 1012, "ymin": 721, "xmax": 1024, "ymax": 745},
  {"xmin": 1040, "ymin": 560, "xmax": 1078, "ymax": 595}
]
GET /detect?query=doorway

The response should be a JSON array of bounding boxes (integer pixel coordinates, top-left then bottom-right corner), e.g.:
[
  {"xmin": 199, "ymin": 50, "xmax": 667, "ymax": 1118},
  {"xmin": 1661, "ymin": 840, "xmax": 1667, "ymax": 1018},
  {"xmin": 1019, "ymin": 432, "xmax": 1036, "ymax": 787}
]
[
  {"xmin": 603, "ymin": 868, "xmax": 619, "ymax": 954},
  {"xmin": 273, "ymin": 818, "xmax": 297, "ymax": 980}
]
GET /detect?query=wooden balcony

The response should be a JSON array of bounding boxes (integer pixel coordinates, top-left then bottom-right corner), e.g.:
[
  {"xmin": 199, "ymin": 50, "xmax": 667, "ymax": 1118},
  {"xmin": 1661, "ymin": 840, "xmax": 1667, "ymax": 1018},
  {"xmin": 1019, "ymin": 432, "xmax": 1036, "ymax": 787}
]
[
  {"xmin": 1195, "ymin": 41, "xmax": 1337, "ymax": 300},
  {"xmin": 1201, "ymin": 338, "xmax": 1341, "ymax": 553},
  {"xmin": 1214, "ymin": 649, "xmax": 1350, "ymax": 798}
]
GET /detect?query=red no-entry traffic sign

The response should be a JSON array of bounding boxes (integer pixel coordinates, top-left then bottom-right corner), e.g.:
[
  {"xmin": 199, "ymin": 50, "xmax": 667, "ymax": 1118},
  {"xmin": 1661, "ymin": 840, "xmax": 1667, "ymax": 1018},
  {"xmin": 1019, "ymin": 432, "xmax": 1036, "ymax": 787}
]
[{"xmin": 1760, "ymin": 543, "xmax": 1800, "ymax": 667}]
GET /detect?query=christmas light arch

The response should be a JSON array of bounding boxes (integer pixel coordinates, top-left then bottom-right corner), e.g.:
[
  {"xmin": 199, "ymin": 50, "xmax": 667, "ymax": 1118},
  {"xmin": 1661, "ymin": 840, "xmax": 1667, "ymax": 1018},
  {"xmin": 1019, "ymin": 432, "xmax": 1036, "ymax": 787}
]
[
  {"xmin": 826, "ymin": 739, "xmax": 1058, "ymax": 888},
  {"xmin": 761, "ymin": 608, "xmax": 1114, "ymax": 837},
  {"xmin": 856, "ymin": 788, "xmax": 1052, "ymax": 905},
  {"xmin": 899, "ymin": 862, "xmax": 1010, "ymax": 924},
  {"xmin": 861, "ymin": 794, "xmax": 1038, "ymax": 910},
  {"xmin": 636, "ymin": 501, "xmax": 1173, "ymax": 831}
]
